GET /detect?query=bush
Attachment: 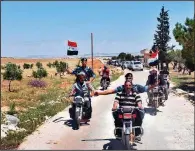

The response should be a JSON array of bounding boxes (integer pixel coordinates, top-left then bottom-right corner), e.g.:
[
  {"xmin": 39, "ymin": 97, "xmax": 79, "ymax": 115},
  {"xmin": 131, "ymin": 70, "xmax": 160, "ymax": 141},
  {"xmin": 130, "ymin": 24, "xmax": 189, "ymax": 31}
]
[
  {"xmin": 53, "ymin": 60, "xmax": 59, "ymax": 67},
  {"xmin": 23, "ymin": 63, "xmax": 31, "ymax": 69},
  {"xmin": 32, "ymin": 68, "xmax": 48, "ymax": 79},
  {"xmin": 47, "ymin": 62, "xmax": 52, "ymax": 68},
  {"xmin": 36, "ymin": 62, "xmax": 43, "ymax": 69},
  {"xmin": 28, "ymin": 80, "xmax": 47, "ymax": 88},
  {"xmin": 30, "ymin": 64, "xmax": 33, "ymax": 69}
]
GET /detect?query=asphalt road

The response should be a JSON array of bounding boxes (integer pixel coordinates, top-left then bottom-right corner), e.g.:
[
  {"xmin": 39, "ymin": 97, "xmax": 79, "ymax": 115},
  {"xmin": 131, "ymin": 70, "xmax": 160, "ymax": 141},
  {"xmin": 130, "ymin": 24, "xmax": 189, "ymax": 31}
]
[{"xmin": 18, "ymin": 69, "xmax": 194, "ymax": 150}]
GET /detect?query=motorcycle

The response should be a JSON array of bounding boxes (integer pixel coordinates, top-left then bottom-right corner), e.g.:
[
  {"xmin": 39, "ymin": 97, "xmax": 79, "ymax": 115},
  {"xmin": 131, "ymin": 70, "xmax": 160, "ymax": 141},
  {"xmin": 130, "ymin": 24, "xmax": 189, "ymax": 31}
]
[
  {"xmin": 70, "ymin": 96, "xmax": 91, "ymax": 130},
  {"xmin": 114, "ymin": 107, "xmax": 144, "ymax": 150},
  {"xmin": 101, "ymin": 77, "xmax": 110, "ymax": 90},
  {"xmin": 148, "ymin": 86, "xmax": 164, "ymax": 115},
  {"xmin": 163, "ymin": 74, "xmax": 170, "ymax": 100}
]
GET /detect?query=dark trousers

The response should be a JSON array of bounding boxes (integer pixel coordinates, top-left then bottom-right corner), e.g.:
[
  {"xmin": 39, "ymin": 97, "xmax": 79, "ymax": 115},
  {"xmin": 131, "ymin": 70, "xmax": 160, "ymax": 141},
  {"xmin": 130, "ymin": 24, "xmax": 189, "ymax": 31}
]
[
  {"xmin": 101, "ymin": 77, "xmax": 110, "ymax": 84},
  {"xmin": 112, "ymin": 109, "xmax": 144, "ymax": 136},
  {"xmin": 69, "ymin": 100, "xmax": 92, "ymax": 119}
]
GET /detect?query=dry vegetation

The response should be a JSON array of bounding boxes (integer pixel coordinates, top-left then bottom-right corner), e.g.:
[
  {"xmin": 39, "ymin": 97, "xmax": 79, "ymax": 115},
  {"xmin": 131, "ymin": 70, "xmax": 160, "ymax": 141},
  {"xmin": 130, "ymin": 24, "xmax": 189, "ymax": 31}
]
[{"xmin": 1, "ymin": 57, "xmax": 123, "ymax": 149}]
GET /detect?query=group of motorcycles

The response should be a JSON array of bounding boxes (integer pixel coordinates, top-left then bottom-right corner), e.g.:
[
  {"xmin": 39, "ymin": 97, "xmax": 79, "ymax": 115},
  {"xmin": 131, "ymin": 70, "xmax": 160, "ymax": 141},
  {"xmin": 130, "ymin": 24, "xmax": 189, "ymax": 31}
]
[{"xmin": 68, "ymin": 72, "xmax": 170, "ymax": 150}]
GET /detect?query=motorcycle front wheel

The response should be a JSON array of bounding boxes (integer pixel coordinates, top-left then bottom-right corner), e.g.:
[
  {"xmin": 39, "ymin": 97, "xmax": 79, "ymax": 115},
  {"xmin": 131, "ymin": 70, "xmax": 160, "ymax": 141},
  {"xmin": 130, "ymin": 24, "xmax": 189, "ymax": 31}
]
[
  {"xmin": 74, "ymin": 109, "xmax": 80, "ymax": 129},
  {"xmin": 124, "ymin": 134, "xmax": 131, "ymax": 150}
]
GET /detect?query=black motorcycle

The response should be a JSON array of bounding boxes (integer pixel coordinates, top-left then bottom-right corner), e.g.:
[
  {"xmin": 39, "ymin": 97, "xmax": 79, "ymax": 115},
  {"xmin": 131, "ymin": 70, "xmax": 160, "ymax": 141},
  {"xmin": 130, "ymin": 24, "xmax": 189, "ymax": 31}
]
[
  {"xmin": 113, "ymin": 107, "xmax": 144, "ymax": 150},
  {"xmin": 69, "ymin": 96, "xmax": 91, "ymax": 129}
]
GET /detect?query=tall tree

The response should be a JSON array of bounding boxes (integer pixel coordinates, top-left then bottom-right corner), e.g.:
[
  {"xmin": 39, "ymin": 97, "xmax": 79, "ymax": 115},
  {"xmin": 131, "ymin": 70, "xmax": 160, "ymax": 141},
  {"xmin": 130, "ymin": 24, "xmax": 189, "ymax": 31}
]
[
  {"xmin": 173, "ymin": 17, "xmax": 194, "ymax": 71},
  {"xmin": 154, "ymin": 6, "xmax": 171, "ymax": 69}
]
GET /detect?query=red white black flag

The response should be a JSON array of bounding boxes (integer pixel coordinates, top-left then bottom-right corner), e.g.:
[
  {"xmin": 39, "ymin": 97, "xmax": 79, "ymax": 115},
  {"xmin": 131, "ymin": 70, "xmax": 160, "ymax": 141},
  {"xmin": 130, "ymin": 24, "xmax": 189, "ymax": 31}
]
[{"xmin": 67, "ymin": 40, "xmax": 78, "ymax": 55}]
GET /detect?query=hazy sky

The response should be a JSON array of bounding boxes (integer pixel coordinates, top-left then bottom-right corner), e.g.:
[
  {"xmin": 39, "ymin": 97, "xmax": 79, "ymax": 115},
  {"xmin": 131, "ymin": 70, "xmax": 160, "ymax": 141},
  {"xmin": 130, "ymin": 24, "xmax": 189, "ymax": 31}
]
[{"xmin": 2, "ymin": 1, "xmax": 194, "ymax": 57}]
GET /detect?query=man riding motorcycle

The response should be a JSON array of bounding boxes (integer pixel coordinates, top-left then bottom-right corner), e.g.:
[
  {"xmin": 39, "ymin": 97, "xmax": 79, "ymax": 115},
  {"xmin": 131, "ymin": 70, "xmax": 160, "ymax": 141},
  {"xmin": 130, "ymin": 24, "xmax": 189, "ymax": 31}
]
[
  {"xmin": 66, "ymin": 57, "xmax": 96, "ymax": 84},
  {"xmin": 146, "ymin": 68, "xmax": 166, "ymax": 106},
  {"xmin": 95, "ymin": 80, "xmax": 145, "ymax": 140},
  {"xmin": 99, "ymin": 66, "xmax": 110, "ymax": 86},
  {"xmin": 69, "ymin": 71, "xmax": 95, "ymax": 122}
]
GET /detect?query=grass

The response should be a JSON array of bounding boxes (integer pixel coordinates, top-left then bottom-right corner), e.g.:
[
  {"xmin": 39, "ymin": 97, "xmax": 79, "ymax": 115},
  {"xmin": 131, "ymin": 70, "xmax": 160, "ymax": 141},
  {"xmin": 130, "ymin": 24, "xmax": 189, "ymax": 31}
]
[
  {"xmin": 0, "ymin": 58, "xmax": 123, "ymax": 150},
  {"xmin": 170, "ymin": 69, "xmax": 195, "ymax": 93}
]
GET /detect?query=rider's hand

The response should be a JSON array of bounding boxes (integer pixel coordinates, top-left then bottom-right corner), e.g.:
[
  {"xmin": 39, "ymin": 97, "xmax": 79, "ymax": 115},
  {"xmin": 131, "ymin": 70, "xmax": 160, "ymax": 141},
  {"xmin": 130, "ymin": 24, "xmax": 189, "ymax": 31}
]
[
  {"xmin": 112, "ymin": 108, "xmax": 117, "ymax": 111},
  {"xmin": 94, "ymin": 91, "xmax": 99, "ymax": 96}
]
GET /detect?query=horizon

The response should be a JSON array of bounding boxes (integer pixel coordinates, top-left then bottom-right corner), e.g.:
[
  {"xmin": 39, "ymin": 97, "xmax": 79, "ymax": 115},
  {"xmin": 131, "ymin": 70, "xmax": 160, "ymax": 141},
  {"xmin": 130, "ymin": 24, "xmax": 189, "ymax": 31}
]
[{"xmin": 2, "ymin": 1, "xmax": 194, "ymax": 58}]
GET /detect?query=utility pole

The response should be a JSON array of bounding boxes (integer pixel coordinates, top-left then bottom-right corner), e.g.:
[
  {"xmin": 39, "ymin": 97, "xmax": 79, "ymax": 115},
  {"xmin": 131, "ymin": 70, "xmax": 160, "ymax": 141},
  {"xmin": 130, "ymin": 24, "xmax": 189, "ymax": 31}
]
[{"xmin": 91, "ymin": 33, "xmax": 94, "ymax": 70}]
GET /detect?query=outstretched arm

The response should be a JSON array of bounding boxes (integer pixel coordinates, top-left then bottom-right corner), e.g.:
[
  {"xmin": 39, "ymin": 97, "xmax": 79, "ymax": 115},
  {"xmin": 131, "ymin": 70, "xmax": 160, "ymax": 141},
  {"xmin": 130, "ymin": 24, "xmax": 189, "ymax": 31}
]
[{"xmin": 96, "ymin": 88, "xmax": 116, "ymax": 95}]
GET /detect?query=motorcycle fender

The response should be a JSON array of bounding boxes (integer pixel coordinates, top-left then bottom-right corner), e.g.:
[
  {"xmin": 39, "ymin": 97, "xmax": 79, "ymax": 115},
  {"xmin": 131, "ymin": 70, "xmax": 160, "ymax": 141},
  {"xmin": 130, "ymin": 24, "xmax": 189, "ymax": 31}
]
[
  {"xmin": 76, "ymin": 107, "xmax": 80, "ymax": 112},
  {"xmin": 123, "ymin": 122, "xmax": 131, "ymax": 135},
  {"xmin": 125, "ymin": 127, "xmax": 131, "ymax": 135}
]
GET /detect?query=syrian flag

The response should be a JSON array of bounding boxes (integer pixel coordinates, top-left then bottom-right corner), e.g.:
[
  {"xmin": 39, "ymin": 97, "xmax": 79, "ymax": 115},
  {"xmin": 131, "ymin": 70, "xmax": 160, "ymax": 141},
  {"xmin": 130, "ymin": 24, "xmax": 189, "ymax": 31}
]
[
  {"xmin": 148, "ymin": 49, "xmax": 159, "ymax": 66},
  {"xmin": 67, "ymin": 40, "xmax": 78, "ymax": 55}
]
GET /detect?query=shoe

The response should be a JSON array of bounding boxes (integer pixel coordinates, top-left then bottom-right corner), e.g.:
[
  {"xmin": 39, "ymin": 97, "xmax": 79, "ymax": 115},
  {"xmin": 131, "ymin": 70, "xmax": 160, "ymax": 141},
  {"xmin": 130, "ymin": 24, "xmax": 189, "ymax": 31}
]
[{"xmin": 135, "ymin": 135, "xmax": 141, "ymax": 141}]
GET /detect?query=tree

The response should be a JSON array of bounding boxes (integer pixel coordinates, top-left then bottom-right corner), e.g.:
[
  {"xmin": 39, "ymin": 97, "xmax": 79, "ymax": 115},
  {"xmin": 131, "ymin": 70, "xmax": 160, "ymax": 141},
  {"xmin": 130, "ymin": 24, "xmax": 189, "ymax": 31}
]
[
  {"xmin": 173, "ymin": 17, "xmax": 194, "ymax": 71},
  {"xmin": 32, "ymin": 68, "xmax": 48, "ymax": 79},
  {"xmin": 117, "ymin": 52, "xmax": 126, "ymax": 61},
  {"xmin": 56, "ymin": 61, "xmax": 68, "ymax": 77},
  {"xmin": 3, "ymin": 62, "xmax": 23, "ymax": 92},
  {"xmin": 154, "ymin": 6, "xmax": 171, "ymax": 69},
  {"xmin": 36, "ymin": 62, "xmax": 43, "ymax": 69},
  {"xmin": 111, "ymin": 56, "xmax": 117, "ymax": 60},
  {"xmin": 167, "ymin": 49, "xmax": 185, "ymax": 64},
  {"xmin": 125, "ymin": 53, "xmax": 134, "ymax": 61}
]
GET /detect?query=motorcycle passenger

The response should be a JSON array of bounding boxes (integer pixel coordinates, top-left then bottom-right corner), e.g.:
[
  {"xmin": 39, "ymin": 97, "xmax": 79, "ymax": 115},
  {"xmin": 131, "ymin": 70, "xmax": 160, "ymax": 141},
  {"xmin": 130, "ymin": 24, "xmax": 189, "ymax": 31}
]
[
  {"xmin": 69, "ymin": 71, "xmax": 95, "ymax": 121},
  {"xmin": 112, "ymin": 80, "xmax": 144, "ymax": 140},
  {"xmin": 100, "ymin": 65, "xmax": 110, "ymax": 86},
  {"xmin": 146, "ymin": 68, "xmax": 165, "ymax": 106},
  {"xmin": 66, "ymin": 57, "xmax": 96, "ymax": 84}
]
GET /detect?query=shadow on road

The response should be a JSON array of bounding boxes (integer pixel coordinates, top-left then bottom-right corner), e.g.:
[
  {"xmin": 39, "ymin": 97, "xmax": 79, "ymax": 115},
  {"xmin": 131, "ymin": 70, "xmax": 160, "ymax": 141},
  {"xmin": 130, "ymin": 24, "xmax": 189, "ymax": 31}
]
[
  {"xmin": 53, "ymin": 117, "xmax": 90, "ymax": 130},
  {"xmin": 81, "ymin": 138, "xmax": 137, "ymax": 150},
  {"xmin": 144, "ymin": 107, "xmax": 162, "ymax": 116}
]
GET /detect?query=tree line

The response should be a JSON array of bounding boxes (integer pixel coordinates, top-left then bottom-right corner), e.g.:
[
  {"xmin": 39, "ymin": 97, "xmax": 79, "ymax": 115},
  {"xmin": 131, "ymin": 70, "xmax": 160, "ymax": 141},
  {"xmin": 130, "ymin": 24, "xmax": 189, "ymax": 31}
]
[
  {"xmin": 2, "ymin": 60, "xmax": 69, "ymax": 92},
  {"xmin": 112, "ymin": 53, "xmax": 143, "ymax": 61}
]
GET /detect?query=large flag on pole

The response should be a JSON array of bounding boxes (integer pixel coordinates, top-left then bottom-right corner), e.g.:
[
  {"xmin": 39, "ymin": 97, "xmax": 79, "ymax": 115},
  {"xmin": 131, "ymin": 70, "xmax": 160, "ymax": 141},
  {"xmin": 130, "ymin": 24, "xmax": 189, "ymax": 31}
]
[
  {"xmin": 67, "ymin": 40, "xmax": 78, "ymax": 55},
  {"xmin": 148, "ymin": 48, "xmax": 159, "ymax": 66}
]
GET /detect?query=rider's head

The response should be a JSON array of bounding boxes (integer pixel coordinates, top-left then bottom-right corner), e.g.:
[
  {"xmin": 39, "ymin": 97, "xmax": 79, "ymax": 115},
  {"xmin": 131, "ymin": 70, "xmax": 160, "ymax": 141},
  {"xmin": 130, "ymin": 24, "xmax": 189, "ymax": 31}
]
[
  {"xmin": 77, "ymin": 71, "xmax": 86, "ymax": 82},
  {"xmin": 149, "ymin": 68, "xmax": 158, "ymax": 75},
  {"xmin": 124, "ymin": 80, "xmax": 133, "ymax": 92},
  {"xmin": 81, "ymin": 58, "xmax": 87, "ymax": 67},
  {"xmin": 125, "ymin": 73, "xmax": 133, "ymax": 82}
]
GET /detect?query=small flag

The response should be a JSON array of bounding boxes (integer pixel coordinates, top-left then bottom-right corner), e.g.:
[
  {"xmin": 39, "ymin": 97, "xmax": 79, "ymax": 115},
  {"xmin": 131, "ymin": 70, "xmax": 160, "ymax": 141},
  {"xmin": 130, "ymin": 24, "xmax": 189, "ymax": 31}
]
[
  {"xmin": 67, "ymin": 40, "xmax": 78, "ymax": 56},
  {"xmin": 148, "ymin": 49, "xmax": 159, "ymax": 66}
]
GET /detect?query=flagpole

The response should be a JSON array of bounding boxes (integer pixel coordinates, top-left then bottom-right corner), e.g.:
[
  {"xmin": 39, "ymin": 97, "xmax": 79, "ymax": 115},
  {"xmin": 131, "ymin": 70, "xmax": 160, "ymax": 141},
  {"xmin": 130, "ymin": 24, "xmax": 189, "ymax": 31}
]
[{"xmin": 91, "ymin": 33, "xmax": 94, "ymax": 70}]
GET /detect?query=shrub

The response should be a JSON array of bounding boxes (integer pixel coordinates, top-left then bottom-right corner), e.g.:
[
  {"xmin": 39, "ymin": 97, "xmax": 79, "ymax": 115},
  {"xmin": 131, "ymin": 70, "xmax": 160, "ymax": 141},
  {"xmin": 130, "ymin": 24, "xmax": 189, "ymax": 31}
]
[
  {"xmin": 47, "ymin": 62, "xmax": 52, "ymax": 68},
  {"xmin": 36, "ymin": 62, "xmax": 43, "ymax": 69},
  {"xmin": 23, "ymin": 63, "xmax": 31, "ymax": 69},
  {"xmin": 28, "ymin": 79, "xmax": 47, "ymax": 88},
  {"xmin": 30, "ymin": 64, "xmax": 33, "ymax": 69},
  {"xmin": 32, "ymin": 68, "xmax": 48, "ymax": 79}
]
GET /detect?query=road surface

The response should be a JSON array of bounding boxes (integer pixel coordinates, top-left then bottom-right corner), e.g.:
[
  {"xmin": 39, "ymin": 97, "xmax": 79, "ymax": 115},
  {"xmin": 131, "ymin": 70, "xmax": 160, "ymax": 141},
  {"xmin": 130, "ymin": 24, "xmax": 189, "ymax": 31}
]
[{"xmin": 18, "ymin": 69, "xmax": 194, "ymax": 150}]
